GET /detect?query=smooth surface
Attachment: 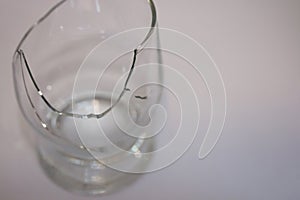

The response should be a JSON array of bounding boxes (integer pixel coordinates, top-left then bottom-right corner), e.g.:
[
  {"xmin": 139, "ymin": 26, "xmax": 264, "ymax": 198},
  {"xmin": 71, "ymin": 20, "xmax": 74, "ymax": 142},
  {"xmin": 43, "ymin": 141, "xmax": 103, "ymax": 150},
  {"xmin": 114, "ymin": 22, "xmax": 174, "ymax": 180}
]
[{"xmin": 0, "ymin": 0, "xmax": 300, "ymax": 199}]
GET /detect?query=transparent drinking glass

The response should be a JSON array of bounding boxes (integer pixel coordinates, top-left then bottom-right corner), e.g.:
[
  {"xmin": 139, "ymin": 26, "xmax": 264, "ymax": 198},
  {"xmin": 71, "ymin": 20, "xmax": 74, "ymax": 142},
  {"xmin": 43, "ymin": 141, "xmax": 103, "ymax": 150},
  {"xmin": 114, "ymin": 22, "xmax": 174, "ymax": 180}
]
[{"xmin": 12, "ymin": 0, "xmax": 162, "ymax": 195}]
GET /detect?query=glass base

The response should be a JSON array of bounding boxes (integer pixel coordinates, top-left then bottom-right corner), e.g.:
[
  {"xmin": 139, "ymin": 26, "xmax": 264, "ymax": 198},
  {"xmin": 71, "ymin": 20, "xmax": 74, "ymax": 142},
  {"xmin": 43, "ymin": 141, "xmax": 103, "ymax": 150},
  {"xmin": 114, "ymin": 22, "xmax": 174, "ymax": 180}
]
[
  {"xmin": 37, "ymin": 94, "xmax": 152, "ymax": 195},
  {"xmin": 38, "ymin": 150, "xmax": 141, "ymax": 196}
]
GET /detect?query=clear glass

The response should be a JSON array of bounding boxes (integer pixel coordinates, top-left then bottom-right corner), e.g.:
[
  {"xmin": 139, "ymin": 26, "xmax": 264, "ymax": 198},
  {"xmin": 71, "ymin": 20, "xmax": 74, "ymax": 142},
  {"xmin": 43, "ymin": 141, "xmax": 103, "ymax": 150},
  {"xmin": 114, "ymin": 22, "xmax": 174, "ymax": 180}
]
[{"xmin": 12, "ymin": 0, "xmax": 162, "ymax": 195}]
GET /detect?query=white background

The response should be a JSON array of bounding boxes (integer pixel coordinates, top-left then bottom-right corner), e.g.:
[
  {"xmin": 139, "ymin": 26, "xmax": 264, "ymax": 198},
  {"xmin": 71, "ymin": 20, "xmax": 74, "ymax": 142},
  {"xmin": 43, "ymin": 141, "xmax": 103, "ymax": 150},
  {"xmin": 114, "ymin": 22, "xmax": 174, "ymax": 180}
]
[{"xmin": 0, "ymin": 0, "xmax": 299, "ymax": 199}]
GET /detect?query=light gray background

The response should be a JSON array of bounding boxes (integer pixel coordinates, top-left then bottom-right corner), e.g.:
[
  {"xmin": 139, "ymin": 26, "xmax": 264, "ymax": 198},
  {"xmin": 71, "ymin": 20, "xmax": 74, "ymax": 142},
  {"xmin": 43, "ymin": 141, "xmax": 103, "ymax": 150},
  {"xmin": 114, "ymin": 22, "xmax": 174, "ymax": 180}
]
[{"xmin": 0, "ymin": 0, "xmax": 299, "ymax": 199}]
